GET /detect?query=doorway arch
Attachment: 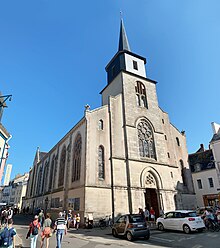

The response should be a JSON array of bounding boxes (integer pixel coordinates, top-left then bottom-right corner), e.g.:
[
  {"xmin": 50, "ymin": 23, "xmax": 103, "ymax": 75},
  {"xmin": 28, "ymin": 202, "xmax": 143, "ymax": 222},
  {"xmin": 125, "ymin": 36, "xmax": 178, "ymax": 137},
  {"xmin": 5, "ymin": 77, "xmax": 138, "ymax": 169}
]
[{"xmin": 140, "ymin": 167, "xmax": 163, "ymax": 218}]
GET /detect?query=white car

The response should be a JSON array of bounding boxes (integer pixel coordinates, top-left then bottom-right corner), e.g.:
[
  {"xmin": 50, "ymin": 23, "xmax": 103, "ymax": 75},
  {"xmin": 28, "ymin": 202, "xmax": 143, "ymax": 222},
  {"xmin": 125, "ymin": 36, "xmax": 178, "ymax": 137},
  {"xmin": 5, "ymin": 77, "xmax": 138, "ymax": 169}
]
[{"xmin": 156, "ymin": 210, "xmax": 205, "ymax": 234}]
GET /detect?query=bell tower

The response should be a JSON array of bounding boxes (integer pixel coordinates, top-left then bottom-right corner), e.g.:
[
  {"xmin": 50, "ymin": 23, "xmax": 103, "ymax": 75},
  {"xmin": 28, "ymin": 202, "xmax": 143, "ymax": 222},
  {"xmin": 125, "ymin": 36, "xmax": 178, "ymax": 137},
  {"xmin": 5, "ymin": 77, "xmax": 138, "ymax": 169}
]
[{"xmin": 105, "ymin": 19, "xmax": 147, "ymax": 85}]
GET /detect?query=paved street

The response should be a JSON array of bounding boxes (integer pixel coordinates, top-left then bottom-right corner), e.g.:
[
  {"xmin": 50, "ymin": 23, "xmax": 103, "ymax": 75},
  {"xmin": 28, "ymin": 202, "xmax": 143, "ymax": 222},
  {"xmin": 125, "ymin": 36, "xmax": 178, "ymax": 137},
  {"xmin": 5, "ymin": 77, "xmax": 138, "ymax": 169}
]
[{"xmin": 13, "ymin": 214, "xmax": 220, "ymax": 248}]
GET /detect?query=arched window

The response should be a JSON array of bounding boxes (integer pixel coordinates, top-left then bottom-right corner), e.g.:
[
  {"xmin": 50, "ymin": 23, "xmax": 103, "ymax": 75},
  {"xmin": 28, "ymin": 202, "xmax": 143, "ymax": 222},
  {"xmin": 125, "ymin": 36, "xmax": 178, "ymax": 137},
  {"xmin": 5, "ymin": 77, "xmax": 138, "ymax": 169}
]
[
  {"xmin": 42, "ymin": 161, "xmax": 49, "ymax": 193},
  {"xmin": 135, "ymin": 81, "xmax": 148, "ymax": 108},
  {"xmin": 98, "ymin": 145, "xmax": 105, "ymax": 179},
  {"xmin": 72, "ymin": 133, "xmax": 82, "ymax": 182},
  {"xmin": 98, "ymin": 119, "xmax": 104, "ymax": 130},
  {"xmin": 180, "ymin": 160, "xmax": 186, "ymax": 186},
  {"xmin": 48, "ymin": 156, "xmax": 55, "ymax": 190},
  {"xmin": 58, "ymin": 146, "xmax": 66, "ymax": 187},
  {"xmin": 37, "ymin": 166, "xmax": 43, "ymax": 195},
  {"xmin": 137, "ymin": 120, "xmax": 156, "ymax": 159}
]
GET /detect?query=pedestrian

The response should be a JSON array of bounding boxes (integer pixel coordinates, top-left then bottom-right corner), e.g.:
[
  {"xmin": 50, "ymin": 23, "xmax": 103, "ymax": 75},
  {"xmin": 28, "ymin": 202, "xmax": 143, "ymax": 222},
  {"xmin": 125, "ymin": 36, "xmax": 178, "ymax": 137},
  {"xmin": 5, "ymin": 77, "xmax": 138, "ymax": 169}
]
[
  {"xmin": 76, "ymin": 213, "xmax": 80, "ymax": 230},
  {"xmin": 38, "ymin": 209, "xmax": 45, "ymax": 228},
  {"xmin": 54, "ymin": 212, "xmax": 67, "ymax": 248},
  {"xmin": 1, "ymin": 208, "xmax": 7, "ymax": 225},
  {"xmin": 144, "ymin": 207, "xmax": 150, "ymax": 222},
  {"xmin": 150, "ymin": 207, "xmax": 155, "ymax": 223},
  {"xmin": 26, "ymin": 215, "xmax": 41, "ymax": 248},
  {"xmin": 7, "ymin": 207, "xmax": 13, "ymax": 222},
  {"xmin": 138, "ymin": 208, "xmax": 145, "ymax": 219},
  {"xmin": 0, "ymin": 218, "xmax": 16, "ymax": 248},
  {"xmin": 67, "ymin": 210, "xmax": 72, "ymax": 229},
  {"xmin": 72, "ymin": 214, "xmax": 77, "ymax": 228},
  {"xmin": 41, "ymin": 213, "xmax": 52, "ymax": 248}
]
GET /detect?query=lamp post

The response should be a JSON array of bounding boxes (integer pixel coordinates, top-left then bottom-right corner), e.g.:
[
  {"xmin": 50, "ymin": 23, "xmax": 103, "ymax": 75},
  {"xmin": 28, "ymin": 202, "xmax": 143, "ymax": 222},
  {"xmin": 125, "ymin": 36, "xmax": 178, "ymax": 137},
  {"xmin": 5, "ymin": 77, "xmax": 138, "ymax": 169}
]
[{"xmin": 0, "ymin": 94, "xmax": 12, "ymax": 123}]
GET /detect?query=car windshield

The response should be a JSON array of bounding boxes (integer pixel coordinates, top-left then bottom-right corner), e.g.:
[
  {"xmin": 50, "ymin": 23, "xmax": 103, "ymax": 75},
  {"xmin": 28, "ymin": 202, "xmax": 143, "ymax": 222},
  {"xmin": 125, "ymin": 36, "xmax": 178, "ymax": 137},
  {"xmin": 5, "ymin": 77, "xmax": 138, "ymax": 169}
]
[
  {"xmin": 129, "ymin": 215, "xmax": 144, "ymax": 223},
  {"xmin": 182, "ymin": 212, "xmax": 197, "ymax": 217}
]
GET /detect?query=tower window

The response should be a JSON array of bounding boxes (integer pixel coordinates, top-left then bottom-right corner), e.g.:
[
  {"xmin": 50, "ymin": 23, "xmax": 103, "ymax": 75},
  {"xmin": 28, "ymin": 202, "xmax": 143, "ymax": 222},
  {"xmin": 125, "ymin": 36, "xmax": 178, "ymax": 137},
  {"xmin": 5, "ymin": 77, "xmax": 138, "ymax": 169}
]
[
  {"xmin": 135, "ymin": 81, "xmax": 148, "ymax": 108},
  {"xmin": 133, "ymin": 60, "xmax": 138, "ymax": 70},
  {"xmin": 98, "ymin": 120, "xmax": 104, "ymax": 130},
  {"xmin": 162, "ymin": 119, "xmax": 164, "ymax": 124},
  {"xmin": 98, "ymin": 145, "xmax": 105, "ymax": 179},
  {"xmin": 164, "ymin": 135, "xmax": 167, "ymax": 140},
  {"xmin": 176, "ymin": 137, "xmax": 180, "ymax": 146},
  {"xmin": 167, "ymin": 152, "xmax": 170, "ymax": 158}
]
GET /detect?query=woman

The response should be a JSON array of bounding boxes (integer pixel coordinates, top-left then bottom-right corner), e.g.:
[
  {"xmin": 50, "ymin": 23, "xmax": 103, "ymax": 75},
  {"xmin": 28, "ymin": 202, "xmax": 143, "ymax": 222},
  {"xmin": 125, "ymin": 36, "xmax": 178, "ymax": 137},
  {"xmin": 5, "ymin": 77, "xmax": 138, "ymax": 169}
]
[
  {"xmin": 67, "ymin": 210, "xmax": 72, "ymax": 229},
  {"xmin": 72, "ymin": 214, "xmax": 77, "ymax": 228},
  {"xmin": 41, "ymin": 213, "xmax": 52, "ymax": 248},
  {"xmin": 76, "ymin": 213, "xmax": 80, "ymax": 230},
  {"xmin": 26, "ymin": 215, "xmax": 41, "ymax": 248}
]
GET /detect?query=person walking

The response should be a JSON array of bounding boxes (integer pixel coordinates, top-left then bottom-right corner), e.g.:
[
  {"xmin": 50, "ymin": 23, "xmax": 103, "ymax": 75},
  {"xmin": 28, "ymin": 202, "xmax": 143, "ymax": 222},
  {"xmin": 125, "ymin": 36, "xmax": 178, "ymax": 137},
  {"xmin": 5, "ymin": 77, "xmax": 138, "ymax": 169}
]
[
  {"xmin": 72, "ymin": 214, "xmax": 77, "ymax": 228},
  {"xmin": 150, "ymin": 207, "xmax": 156, "ymax": 224},
  {"xmin": 144, "ymin": 207, "xmax": 150, "ymax": 222},
  {"xmin": 41, "ymin": 213, "xmax": 52, "ymax": 248},
  {"xmin": 54, "ymin": 212, "xmax": 67, "ymax": 248},
  {"xmin": 26, "ymin": 215, "xmax": 41, "ymax": 248},
  {"xmin": 67, "ymin": 210, "xmax": 72, "ymax": 229},
  {"xmin": 38, "ymin": 209, "xmax": 45, "ymax": 228},
  {"xmin": 76, "ymin": 213, "xmax": 80, "ymax": 230},
  {"xmin": 0, "ymin": 219, "xmax": 16, "ymax": 248}
]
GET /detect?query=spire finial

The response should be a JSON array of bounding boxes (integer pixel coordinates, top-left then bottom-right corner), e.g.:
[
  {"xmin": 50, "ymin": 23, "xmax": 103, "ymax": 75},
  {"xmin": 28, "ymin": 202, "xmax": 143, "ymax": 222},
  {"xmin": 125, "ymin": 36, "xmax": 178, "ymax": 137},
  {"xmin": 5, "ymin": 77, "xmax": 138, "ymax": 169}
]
[
  {"xmin": 120, "ymin": 11, "xmax": 123, "ymax": 20},
  {"xmin": 118, "ymin": 16, "xmax": 131, "ymax": 52}
]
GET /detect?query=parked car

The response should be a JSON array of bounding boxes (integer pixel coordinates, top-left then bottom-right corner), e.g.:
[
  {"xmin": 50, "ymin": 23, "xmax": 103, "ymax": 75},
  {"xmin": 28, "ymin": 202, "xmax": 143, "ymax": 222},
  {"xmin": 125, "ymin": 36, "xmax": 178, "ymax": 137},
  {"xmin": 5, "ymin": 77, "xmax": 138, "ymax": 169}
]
[
  {"xmin": 156, "ymin": 210, "xmax": 205, "ymax": 234},
  {"xmin": 112, "ymin": 214, "xmax": 150, "ymax": 241}
]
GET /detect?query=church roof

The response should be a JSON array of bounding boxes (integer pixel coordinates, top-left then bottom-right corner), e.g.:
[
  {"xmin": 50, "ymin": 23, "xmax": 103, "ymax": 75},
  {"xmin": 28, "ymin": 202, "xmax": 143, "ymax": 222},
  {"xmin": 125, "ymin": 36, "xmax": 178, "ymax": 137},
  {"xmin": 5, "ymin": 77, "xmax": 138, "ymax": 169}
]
[{"xmin": 118, "ymin": 19, "xmax": 131, "ymax": 52}]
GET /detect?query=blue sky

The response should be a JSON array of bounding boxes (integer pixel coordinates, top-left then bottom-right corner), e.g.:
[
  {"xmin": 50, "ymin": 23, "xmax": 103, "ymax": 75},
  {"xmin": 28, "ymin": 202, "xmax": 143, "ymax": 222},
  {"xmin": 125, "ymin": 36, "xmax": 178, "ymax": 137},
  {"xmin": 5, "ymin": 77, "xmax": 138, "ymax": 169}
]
[{"xmin": 0, "ymin": 0, "xmax": 219, "ymax": 179}]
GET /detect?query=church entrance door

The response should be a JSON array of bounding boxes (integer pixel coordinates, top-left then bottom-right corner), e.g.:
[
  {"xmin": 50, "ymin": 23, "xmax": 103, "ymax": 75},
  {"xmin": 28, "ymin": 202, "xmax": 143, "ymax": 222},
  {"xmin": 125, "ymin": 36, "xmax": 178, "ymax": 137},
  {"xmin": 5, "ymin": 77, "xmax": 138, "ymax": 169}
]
[{"xmin": 144, "ymin": 188, "xmax": 159, "ymax": 218}]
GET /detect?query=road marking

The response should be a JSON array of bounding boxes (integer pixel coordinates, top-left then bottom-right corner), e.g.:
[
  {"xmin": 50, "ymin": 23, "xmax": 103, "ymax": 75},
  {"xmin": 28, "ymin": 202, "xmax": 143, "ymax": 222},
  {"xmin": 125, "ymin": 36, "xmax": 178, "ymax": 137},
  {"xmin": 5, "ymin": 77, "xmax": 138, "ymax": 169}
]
[
  {"xmin": 150, "ymin": 236, "xmax": 174, "ymax": 242},
  {"xmin": 192, "ymin": 245, "xmax": 203, "ymax": 248}
]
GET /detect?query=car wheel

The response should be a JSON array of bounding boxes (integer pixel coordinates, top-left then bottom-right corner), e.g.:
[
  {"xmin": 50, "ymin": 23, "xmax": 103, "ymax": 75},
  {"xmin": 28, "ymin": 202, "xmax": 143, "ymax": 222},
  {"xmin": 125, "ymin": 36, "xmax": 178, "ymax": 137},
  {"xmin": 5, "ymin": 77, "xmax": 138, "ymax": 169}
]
[
  {"xmin": 126, "ymin": 231, "xmax": 133, "ymax": 241},
  {"xmin": 158, "ymin": 223, "xmax": 164, "ymax": 231},
  {"xmin": 112, "ymin": 229, "xmax": 118, "ymax": 237},
  {"xmin": 198, "ymin": 228, "xmax": 203, "ymax": 233},
  {"xmin": 183, "ymin": 224, "xmax": 191, "ymax": 234}
]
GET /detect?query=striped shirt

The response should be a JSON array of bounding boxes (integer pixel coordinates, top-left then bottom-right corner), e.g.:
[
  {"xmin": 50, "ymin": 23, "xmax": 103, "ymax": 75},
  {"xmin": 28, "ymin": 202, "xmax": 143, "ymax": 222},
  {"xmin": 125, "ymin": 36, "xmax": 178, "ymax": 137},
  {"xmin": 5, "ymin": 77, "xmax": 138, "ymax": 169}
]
[{"xmin": 55, "ymin": 217, "xmax": 67, "ymax": 230}]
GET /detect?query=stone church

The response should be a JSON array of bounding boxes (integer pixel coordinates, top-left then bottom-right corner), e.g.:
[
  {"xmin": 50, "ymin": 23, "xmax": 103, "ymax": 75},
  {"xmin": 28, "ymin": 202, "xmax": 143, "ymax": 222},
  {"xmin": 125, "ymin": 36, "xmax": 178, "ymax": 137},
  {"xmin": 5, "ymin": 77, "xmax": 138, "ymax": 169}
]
[{"xmin": 24, "ymin": 21, "xmax": 196, "ymax": 221}]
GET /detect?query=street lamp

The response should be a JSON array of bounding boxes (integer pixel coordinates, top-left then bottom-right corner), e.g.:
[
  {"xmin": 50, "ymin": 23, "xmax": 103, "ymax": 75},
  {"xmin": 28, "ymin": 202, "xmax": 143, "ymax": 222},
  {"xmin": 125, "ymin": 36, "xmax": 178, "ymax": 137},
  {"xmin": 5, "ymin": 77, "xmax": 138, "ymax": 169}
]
[{"xmin": 0, "ymin": 95, "xmax": 12, "ymax": 108}]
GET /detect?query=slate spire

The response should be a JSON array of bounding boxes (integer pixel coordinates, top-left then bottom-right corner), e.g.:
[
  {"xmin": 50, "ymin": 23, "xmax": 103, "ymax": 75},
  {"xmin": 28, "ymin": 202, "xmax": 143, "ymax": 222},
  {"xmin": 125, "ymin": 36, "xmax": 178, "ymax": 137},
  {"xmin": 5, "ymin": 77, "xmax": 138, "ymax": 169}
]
[{"xmin": 118, "ymin": 19, "xmax": 131, "ymax": 52}]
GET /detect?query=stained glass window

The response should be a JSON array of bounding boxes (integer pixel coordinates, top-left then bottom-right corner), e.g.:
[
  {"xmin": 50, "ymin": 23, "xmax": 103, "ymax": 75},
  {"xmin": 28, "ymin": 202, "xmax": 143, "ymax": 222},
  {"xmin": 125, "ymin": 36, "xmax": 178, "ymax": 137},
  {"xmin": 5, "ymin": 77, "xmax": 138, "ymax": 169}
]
[
  {"xmin": 72, "ymin": 133, "xmax": 82, "ymax": 182},
  {"xmin": 137, "ymin": 120, "xmax": 156, "ymax": 159},
  {"xmin": 98, "ymin": 145, "xmax": 105, "ymax": 179}
]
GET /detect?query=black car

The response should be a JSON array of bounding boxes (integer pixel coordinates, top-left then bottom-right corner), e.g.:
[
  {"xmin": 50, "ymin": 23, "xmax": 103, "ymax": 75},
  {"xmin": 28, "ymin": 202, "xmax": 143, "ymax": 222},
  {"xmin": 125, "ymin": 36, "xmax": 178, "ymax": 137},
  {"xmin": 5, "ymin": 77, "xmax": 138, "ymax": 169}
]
[{"xmin": 112, "ymin": 214, "xmax": 150, "ymax": 241}]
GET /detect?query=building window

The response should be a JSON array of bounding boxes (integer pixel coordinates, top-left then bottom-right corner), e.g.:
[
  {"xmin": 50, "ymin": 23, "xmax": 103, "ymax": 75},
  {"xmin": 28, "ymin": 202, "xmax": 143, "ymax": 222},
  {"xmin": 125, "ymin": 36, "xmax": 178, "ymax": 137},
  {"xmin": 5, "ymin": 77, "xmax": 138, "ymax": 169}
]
[
  {"xmin": 176, "ymin": 137, "xmax": 180, "ymax": 146},
  {"xmin": 72, "ymin": 133, "xmax": 82, "ymax": 182},
  {"xmin": 98, "ymin": 145, "xmax": 105, "ymax": 179},
  {"xmin": 162, "ymin": 119, "xmax": 164, "ymax": 124},
  {"xmin": 208, "ymin": 178, "xmax": 214, "ymax": 188},
  {"xmin": 137, "ymin": 120, "xmax": 156, "ymax": 159},
  {"xmin": 135, "ymin": 81, "xmax": 148, "ymax": 108},
  {"xmin": 180, "ymin": 160, "xmax": 187, "ymax": 186},
  {"xmin": 48, "ymin": 156, "xmax": 55, "ymax": 190},
  {"xmin": 98, "ymin": 119, "xmax": 104, "ymax": 130},
  {"xmin": 170, "ymin": 172, "xmax": 173, "ymax": 178},
  {"xmin": 133, "ymin": 60, "xmax": 138, "ymax": 70},
  {"xmin": 164, "ymin": 135, "xmax": 167, "ymax": 140},
  {"xmin": 167, "ymin": 152, "xmax": 170, "ymax": 158},
  {"xmin": 197, "ymin": 179, "xmax": 202, "ymax": 189},
  {"xmin": 58, "ymin": 146, "xmax": 66, "ymax": 187}
]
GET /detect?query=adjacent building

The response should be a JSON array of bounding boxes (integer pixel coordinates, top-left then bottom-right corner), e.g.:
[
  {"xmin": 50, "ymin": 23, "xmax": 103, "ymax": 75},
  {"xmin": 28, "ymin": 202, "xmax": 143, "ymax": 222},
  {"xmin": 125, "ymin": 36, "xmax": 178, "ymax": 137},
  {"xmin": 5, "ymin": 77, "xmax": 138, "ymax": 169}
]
[{"xmin": 24, "ymin": 21, "xmax": 196, "ymax": 221}]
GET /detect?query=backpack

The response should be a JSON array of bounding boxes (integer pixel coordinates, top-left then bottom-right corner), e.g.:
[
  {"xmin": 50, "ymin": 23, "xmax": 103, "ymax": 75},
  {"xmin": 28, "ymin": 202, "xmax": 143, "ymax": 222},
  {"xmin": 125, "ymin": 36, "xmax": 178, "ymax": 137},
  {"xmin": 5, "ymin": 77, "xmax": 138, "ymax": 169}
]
[
  {"xmin": 0, "ymin": 227, "xmax": 14, "ymax": 247},
  {"xmin": 32, "ymin": 223, "xmax": 38, "ymax": 235}
]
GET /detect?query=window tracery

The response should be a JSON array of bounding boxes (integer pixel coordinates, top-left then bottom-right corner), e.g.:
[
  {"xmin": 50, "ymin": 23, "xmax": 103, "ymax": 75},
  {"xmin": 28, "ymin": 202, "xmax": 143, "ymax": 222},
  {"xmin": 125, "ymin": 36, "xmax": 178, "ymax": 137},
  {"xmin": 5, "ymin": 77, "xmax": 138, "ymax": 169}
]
[
  {"xmin": 135, "ymin": 81, "xmax": 148, "ymax": 108},
  {"xmin": 98, "ymin": 145, "xmax": 105, "ymax": 179},
  {"xmin": 58, "ymin": 146, "xmax": 66, "ymax": 187},
  {"xmin": 72, "ymin": 133, "xmax": 82, "ymax": 182},
  {"xmin": 137, "ymin": 120, "xmax": 156, "ymax": 159}
]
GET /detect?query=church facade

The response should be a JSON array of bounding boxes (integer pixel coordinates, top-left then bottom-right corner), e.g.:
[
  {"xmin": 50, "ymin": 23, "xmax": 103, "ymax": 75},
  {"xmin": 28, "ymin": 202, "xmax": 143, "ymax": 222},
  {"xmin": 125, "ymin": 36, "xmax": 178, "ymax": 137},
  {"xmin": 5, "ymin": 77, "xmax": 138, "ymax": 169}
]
[{"xmin": 24, "ymin": 21, "xmax": 196, "ymax": 221}]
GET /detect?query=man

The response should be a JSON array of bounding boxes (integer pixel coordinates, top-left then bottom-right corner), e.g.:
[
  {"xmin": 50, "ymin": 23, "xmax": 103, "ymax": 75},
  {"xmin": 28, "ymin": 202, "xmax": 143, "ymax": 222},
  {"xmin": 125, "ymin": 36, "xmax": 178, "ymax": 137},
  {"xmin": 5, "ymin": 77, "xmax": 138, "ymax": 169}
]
[
  {"xmin": 0, "ymin": 218, "xmax": 16, "ymax": 248},
  {"xmin": 144, "ymin": 207, "xmax": 149, "ymax": 222},
  {"xmin": 54, "ymin": 212, "xmax": 67, "ymax": 248}
]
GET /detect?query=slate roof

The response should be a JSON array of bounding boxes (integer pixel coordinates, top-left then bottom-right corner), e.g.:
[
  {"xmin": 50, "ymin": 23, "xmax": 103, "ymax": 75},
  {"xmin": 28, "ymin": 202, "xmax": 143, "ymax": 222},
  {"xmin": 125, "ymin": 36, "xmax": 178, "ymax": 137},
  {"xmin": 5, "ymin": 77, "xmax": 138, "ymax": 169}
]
[
  {"xmin": 210, "ymin": 133, "xmax": 220, "ymax": 142},
  {"xmin": 188, "ymin": 149, "xmax": 215, "ymax": 173},
  {"xmin": 118, "ymin": 19, "xmax": 131, "ymax": 52}
]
